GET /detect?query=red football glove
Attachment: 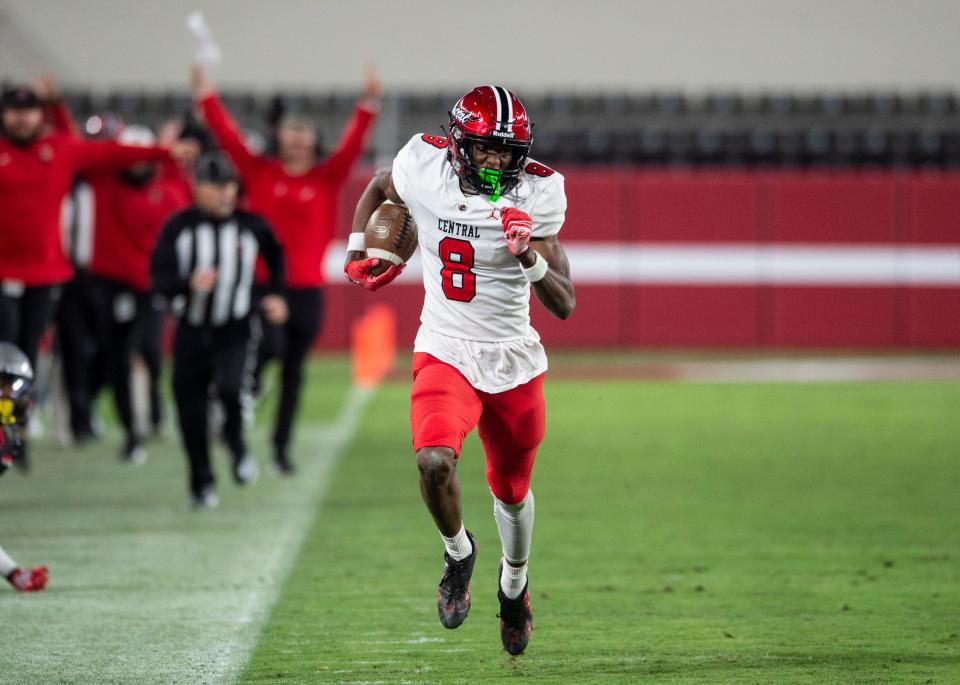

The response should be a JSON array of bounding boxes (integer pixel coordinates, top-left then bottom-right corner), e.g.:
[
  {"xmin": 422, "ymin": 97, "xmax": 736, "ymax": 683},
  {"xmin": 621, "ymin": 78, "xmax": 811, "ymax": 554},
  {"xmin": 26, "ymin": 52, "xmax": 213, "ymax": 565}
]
[
  {"xmin": 7, "ymin": 565, "xmax": 48, "ymax": 592},
  {"xmin": 344, "ymin": 257, "xmax": 405, "ymax": 292},
  {"xmin": 500, "ymin": 208, "xmax": 533, "ymax": 257}
]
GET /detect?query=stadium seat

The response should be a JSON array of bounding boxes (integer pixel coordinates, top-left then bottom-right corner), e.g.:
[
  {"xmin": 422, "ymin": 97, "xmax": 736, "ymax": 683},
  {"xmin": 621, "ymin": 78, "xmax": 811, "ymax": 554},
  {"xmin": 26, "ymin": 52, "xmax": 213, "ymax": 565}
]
[
  {"xmin": 44, "ymin": 88, "xmax": 960, "ymax": 168},
  {"xmin": 912, "ymin": 128, "xmax": 946, "ymax": 166}
]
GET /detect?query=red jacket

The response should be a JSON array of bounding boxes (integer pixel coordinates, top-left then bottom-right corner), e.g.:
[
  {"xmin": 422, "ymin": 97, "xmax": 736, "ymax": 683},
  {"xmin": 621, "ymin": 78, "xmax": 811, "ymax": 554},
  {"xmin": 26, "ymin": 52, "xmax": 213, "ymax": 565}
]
[
  {"xmin": 0, "ymin": 133, "xmax": 171, "ymax": 286},
  {"xmin": 202, "ymin": 93, "xmax": 376, "ymax": 287},
  {"xmin": 88, "ymin": 164, "xmax": 192, "ymax": 291}
]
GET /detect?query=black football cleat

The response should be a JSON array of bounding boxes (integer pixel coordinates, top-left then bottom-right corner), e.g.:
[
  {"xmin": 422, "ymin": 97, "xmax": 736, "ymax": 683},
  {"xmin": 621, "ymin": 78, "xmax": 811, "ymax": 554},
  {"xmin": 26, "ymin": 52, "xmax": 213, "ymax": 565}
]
[
  {"xmin": 272, "ymin": 448, "xmax": 296, "ymax": 476},
  {"xmin": 497, "ymin": 560, "xmax": 533, "ymax": 655},
  {"xmin": 436, "ymin": 530, "xmax": 477, "ymax": 629}
]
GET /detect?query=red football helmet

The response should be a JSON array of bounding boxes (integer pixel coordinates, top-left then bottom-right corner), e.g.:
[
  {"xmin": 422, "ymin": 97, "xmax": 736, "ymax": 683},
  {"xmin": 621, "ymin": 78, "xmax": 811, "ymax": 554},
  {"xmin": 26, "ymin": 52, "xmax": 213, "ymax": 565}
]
[{"xmin": 447, "ymin": 85, "xmax": 533, "ymax": 197}]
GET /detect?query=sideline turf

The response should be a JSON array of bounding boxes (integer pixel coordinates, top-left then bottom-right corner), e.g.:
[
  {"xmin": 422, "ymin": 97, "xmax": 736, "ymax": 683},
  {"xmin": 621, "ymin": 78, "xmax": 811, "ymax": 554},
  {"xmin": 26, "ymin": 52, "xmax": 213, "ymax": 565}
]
[
  {"xmin": 239, "ymin": 380, "xmax": 960, "ymax": 684},
  {"xmin": 0, "ymin": 357, "xmax": 352, "ymax": 685}
]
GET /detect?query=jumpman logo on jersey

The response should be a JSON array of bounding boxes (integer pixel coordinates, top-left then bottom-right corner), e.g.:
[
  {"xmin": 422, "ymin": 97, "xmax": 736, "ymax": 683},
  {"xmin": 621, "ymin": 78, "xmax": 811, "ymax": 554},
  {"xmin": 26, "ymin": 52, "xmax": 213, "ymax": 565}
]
[{"xmin": 487, "ymin": 208, "xmax": 501, "ymax": 220}]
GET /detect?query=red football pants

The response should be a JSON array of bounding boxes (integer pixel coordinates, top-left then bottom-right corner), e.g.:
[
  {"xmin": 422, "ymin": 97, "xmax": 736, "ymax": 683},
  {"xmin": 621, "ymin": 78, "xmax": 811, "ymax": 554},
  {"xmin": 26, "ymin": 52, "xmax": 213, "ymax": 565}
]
[{"xmin": 410, "ymin": 352, "xmax": 546, "ymax": 504}]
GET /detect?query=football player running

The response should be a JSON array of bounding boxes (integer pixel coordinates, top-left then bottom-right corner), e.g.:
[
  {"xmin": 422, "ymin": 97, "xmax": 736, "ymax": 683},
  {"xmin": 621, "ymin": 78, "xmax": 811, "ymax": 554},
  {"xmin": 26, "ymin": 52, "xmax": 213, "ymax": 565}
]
[{"xmin": 345, "ymin": 86, "xmax": 575, "ymax": 655}]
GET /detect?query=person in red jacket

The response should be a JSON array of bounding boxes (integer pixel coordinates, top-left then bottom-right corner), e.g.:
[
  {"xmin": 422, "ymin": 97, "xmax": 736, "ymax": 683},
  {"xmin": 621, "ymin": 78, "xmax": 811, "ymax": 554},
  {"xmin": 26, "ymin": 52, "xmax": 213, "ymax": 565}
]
[
  {"xmin": 0, "ymin": 85, "xmax": 191, "ymax": 370},
  {"xmin": 192, "ymin": 65, "xmax": 380, "ymax": 474},
  {"xmin": 82, "ymin": 125, "xmax": 193, "ymax": 463}
]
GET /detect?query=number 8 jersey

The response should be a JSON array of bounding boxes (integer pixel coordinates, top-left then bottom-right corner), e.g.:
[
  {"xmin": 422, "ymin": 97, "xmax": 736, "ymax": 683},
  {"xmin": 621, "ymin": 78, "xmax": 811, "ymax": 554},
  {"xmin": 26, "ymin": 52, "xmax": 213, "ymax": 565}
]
[{"xmin": 392, "ymin": 133, "xmax": 566, "ymax": 394}]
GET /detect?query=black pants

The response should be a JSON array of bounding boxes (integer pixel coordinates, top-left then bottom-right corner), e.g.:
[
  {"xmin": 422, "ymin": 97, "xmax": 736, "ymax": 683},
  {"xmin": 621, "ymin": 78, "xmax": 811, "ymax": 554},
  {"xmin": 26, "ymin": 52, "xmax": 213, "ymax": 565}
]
[
  {"xmin": 55, "ymin": 272, "xmax": 103, "ymax": 438},
  {"xmin": 255, "ymin": 287, "xmax": 323, "ymax": 455},
  {"xmin": 0, "ymin": 282, "xmax": 61, "ymax": 370},
  {"xmin": 89, "ymin": 277, "xmax": 156, "ymax": 446},
  {"xmin": 173, "ymin": 319, "xmax": 257, "ymax": 495},
  {"xmin": 132, "ymin": 293, "xmax": 166, "ymax": 431}
]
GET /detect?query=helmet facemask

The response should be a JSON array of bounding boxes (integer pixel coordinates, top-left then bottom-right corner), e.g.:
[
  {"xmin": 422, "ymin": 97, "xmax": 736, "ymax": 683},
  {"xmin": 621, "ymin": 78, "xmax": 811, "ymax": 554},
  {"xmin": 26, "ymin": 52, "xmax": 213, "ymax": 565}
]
[
  {"xmin": 0, "ymin": 343, "xmax": 33, "ymax": 425},
  {"xmin": 0, "ymin": 371, "xmax": 30, "ymax": 425},
  {"xmin": 448, "ymin": 125, "xmax": 532, "ymax": 201}
]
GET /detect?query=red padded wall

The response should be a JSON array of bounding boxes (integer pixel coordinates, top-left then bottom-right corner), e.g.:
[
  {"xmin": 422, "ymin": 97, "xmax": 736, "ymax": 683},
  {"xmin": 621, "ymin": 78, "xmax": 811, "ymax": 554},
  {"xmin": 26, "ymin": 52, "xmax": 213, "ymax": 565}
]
[{"xmin": 319, "ymin": 168, "xmax": 959, "ymax": 349}]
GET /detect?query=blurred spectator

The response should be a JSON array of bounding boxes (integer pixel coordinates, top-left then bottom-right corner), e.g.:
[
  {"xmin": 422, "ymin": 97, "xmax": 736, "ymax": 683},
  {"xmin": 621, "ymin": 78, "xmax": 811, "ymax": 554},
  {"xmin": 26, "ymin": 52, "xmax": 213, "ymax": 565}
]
[
  {"xmin": 80, "ymin": 124, "xmax": 192, "ymax": 462},
  {"xmin": 47, "ymin": 94, "xmax": 195, "ymax": 458},
  {"xmin": 193, "ymin": 64, "xmax": 380, "ymax": 474},
  {"xmin": 46, "ymin": 88, "xmax": 122, "ymax": 444},
  {"xmin": 0, "ymin": 81, "xmax": 192, "ymax": 372},
  {"xmin": 56, "ymin": 177, "xmax": 103, "ymax": 443}
]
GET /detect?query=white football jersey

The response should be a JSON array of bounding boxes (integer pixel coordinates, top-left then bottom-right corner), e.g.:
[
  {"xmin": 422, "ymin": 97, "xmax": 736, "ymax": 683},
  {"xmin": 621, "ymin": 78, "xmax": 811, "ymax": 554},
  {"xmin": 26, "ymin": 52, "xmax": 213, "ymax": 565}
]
[{"xmin": 392, "ymin": 133, "xmax": 566, "ymax": 393}]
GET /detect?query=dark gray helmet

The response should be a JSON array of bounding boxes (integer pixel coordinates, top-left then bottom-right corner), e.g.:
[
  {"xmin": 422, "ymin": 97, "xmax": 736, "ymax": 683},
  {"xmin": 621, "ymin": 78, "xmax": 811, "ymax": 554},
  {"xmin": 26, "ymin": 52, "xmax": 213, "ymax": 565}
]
[{"xmin": 0, "ymin": 343, "xmax": 33, "ymax": 399}]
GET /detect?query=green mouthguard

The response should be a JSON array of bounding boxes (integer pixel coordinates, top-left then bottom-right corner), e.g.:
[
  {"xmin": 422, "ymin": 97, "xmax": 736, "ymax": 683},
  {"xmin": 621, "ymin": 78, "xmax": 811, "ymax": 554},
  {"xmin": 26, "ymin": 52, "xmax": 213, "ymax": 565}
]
[{"xmin": 477, "ymin": 167, "xmax": 503, "ymax": 201}]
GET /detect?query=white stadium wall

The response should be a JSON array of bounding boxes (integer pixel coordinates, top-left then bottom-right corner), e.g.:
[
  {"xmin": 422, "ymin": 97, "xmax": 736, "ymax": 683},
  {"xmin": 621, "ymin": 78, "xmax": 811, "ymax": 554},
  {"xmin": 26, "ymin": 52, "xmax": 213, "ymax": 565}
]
[{"xmin": 2, "ymin": 0, "xmax": 960, "ymax": 92}]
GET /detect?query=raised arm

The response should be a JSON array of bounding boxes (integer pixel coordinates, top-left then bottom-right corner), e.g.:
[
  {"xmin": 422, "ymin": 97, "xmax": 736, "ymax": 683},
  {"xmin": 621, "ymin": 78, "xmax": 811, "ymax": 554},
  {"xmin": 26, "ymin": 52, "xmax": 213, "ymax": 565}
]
[
  {"xmin": 324, "ymin": 69, "xmax": 382, "ymax": 181},
  {"xmin": 34, "ymin": 72, "xmax": 79, "ymax": 137},
  {"xmin": 47, "ymin": 101, "xmax": 80, "ymax": 137},
  {"xmin": 69, "ymin": 139, "xmax": 172, "ymax": 174},
  {"xmin": 192, "ymin": 64, "xmax": 261, "ymax": 178}
]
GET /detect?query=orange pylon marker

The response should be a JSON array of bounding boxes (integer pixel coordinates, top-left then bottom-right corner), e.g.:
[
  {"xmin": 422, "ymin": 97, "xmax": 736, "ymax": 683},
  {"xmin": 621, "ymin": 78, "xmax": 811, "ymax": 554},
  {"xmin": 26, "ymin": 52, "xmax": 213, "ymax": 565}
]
[{"xmin": 351, "ymin": 304, "xmax": 398, "ymax": 388}]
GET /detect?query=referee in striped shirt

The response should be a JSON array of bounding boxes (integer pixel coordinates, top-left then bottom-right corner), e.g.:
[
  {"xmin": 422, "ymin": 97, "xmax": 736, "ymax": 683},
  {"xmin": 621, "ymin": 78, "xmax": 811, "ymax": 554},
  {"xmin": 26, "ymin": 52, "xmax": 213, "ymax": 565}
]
[{"xmin": 151, "ymin": 153, "xmax": 287, "ymax": 508}]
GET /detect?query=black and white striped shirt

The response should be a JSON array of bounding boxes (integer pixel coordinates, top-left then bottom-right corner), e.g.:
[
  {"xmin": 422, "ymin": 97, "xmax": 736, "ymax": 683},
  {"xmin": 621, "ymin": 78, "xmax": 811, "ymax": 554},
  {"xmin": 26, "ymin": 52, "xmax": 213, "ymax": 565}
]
[{"xmin": 150, "ymin": 207, "xmax": 285, "ymax": 328}]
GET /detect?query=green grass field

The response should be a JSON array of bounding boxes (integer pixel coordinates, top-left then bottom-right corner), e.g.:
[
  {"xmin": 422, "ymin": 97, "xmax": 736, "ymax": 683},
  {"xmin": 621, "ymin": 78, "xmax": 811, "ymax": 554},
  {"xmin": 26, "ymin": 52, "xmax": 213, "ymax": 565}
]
[{"xmin": 3, "ymin": 356, "xmax": 959, "ymax": 684}]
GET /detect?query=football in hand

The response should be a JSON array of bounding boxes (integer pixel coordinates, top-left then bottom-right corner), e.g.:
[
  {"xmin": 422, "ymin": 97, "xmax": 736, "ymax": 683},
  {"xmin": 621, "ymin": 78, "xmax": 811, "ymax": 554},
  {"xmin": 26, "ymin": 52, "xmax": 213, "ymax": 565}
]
[{"xmin": 364, "ymin": 203, "xmax": 418, "ymax": 274}]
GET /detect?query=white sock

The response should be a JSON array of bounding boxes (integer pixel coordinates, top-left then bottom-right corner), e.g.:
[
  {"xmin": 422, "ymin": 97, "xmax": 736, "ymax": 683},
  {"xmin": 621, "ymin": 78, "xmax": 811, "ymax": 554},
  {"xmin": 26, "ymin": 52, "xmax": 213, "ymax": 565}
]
[
  {"xmin": 0, "ymin": 545, "xmax": 17, "ymax": 577},
  {"xmin": 440, "ymin": 524, "xmax": 473, "ymax": 561},
  {"xmin": 500, "ymin": 560, "xmax": 528, "ymax": 599},
  {"xmin": 493, "ymin": 491, "xmax": 534, "ymax": 598}
]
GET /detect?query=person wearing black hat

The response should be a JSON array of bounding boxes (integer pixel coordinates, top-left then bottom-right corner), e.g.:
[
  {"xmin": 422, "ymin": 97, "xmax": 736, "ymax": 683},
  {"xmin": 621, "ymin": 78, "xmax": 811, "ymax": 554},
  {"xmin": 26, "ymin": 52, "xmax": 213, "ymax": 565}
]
[
  {"xmin": 151, "ymin": 153, "xmax": 287, "ymax": 508},
  {"xmin": 0, "ymin": 83, "xmax": 192, "ymax": 371}
]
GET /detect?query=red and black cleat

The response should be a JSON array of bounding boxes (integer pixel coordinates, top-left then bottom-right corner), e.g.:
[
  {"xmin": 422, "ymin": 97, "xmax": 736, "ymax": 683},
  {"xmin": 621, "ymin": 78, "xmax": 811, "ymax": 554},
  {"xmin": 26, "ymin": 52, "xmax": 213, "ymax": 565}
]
[
  {"xmin": 497, "ymin": 560, "xmax": 533, "ymax": 655},
  {"xmin": 436, "ymin": 530, "xmax": 477, "ymax": 629},
  {"xmin": 6, "ymin": 565, "xmax": 48, "ymax": 592}
]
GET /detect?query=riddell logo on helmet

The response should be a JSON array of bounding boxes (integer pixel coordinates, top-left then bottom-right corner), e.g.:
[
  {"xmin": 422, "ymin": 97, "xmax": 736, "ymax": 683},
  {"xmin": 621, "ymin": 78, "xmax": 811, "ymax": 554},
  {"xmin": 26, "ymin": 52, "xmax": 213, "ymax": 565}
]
[{"xmin": 491, "ymin": 129, "xmax": 516, "ymax": 139}]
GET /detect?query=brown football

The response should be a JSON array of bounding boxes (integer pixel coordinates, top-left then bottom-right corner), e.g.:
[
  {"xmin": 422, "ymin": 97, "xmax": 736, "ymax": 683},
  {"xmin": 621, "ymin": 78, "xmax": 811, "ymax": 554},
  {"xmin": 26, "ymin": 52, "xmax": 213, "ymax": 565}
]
[{"xmin": 364, "ymin": 202, "xmax": 418, "ymax": 266}]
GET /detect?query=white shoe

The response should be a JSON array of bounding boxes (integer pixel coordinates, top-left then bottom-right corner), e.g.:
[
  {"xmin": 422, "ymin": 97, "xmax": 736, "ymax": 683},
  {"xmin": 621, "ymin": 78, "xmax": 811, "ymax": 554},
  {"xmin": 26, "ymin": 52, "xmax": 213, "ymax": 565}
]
[
  {"xmin": 233, "ymin": 454, "xmax": 260, "ymax": 485},
  {"xmin": 127, "ymin": 446, "xmax": 147, "ymax": 465},
  {"xmin": 190, "ymin": 486, "xmax": 219, "ymax": 510}
]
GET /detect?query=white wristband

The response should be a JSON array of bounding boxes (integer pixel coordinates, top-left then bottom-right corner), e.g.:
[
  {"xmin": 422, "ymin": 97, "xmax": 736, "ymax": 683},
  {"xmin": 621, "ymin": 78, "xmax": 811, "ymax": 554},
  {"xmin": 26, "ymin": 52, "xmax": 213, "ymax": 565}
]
[
  {"xmin": 347, "ymin": 232, "xmax": 366, "ymax": 253},
  {"xmin": 521, "ymin": 252, "xmax": 549, "ymax": 283}
]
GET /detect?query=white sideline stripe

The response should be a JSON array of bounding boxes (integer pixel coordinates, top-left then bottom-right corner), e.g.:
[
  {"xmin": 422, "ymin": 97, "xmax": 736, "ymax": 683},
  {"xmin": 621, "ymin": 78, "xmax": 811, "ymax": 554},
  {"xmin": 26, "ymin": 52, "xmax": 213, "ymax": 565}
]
[
  {"xmin": 0, "ymin": 386, "xmax": 373, "ymax": 685},
  {"xmin": 214, "ymin": 385, "xmax": 373, "ymax": 685},
  {"xmin": 325, "ymin": 241, "xmax": 960, "ymax": 285}
]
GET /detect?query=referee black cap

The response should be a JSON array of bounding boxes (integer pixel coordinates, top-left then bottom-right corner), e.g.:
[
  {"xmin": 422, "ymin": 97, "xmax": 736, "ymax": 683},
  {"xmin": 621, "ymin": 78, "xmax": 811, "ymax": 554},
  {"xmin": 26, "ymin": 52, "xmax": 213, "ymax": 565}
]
[{"xmin": 195, "ymin": 152, "xmax": 238, "ymax": 184}]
